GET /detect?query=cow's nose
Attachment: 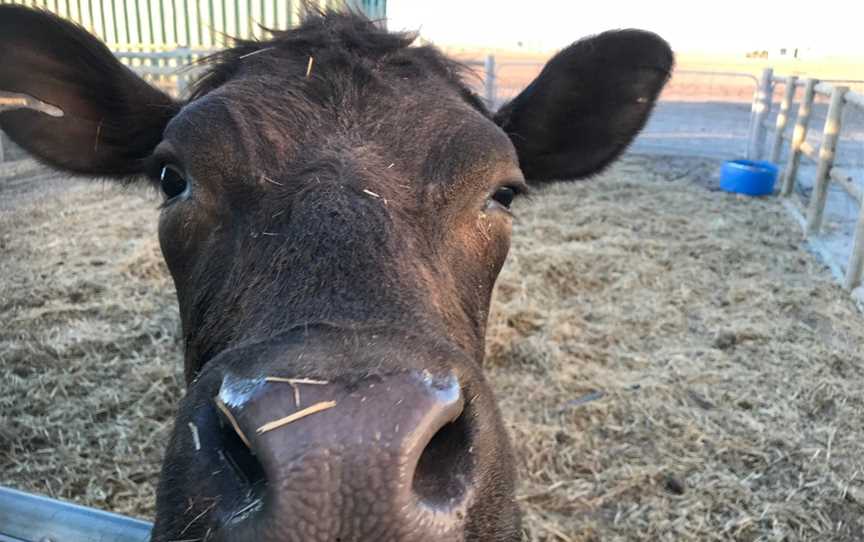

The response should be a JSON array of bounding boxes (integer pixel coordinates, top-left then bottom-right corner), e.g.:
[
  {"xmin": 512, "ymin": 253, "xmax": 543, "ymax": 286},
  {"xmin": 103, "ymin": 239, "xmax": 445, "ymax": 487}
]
[{"xmin": 211, "ymin": 371, "xmax": 474, "ymax": 542}]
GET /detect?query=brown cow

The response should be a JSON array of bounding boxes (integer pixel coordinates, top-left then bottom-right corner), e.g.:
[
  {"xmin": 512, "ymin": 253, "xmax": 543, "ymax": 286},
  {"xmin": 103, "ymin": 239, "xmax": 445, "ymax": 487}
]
[{"xmin": 0, "ymin": 6, "xmax": 672, "ymax": 541}]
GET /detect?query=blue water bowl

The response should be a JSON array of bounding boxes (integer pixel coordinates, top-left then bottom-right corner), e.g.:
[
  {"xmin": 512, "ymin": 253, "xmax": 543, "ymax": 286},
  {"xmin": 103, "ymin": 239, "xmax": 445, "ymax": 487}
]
[{"xmin": 720, "ymin": 159, "xmax": 779, "ymax": 196}]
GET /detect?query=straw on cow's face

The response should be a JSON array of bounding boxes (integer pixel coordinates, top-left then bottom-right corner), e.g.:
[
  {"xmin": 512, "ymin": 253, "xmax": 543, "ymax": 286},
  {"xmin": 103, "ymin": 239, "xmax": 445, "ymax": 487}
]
[{"xmin": 0, "ymin": 6, "xmax": 672, "ymax": 540}]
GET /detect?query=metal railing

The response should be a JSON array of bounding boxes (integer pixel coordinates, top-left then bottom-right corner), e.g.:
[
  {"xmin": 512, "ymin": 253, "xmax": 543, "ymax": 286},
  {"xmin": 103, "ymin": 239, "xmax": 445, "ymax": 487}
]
[
  {"xmin": 115, "ymin": 48, "xmax": 217, "ymax": 97},
  {"xmin": 0, "ymin": 0, "xmax": 386, "ymax": 48},
  {"xmin": 0, "ymin": 486, "xmax": 151, "ymax": 542}
]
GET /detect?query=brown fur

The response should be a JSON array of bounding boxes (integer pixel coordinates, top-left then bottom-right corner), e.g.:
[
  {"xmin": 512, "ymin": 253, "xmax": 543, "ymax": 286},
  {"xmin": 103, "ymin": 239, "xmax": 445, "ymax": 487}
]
[{"xmin": 0, "ymin": 5, "xmax": 672, "ymax": 540}]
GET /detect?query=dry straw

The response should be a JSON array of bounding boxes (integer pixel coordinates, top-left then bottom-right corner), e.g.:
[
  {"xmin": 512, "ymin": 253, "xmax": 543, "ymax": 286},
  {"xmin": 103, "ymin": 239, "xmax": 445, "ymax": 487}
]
[
  {"xmin": 265, "ymin": 376, "xmax": 328, "ymax": 407},
  {"xmin": 213, "ymin": 397, "xmax": 252, "ymax": 449},
  {"xmin": 256, "ymin": 401, "xmax": 337, "ymax": 435}
]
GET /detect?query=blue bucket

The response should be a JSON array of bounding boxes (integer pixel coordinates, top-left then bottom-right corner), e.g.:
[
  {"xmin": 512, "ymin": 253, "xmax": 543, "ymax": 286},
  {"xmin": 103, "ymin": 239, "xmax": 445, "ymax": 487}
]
[{"xmin": 720, "ymin": 159, "xmax": 779, "ymax": 196}]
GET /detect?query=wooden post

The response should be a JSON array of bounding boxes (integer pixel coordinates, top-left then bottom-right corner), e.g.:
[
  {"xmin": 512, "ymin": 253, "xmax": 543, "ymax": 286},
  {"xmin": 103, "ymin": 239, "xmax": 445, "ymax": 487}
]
[
  {"xmin": 846, "ymin": 203, "xmax": 864, "ymax": 291},
  {"xmin": 780, "ymin": 78, "xmax": 817, "ymax": 197},
  {"xmin": 806, "ymin": 86, "xmax": 848, "ymax": 235},
  {"xmin": 748, "ymin": 67, "xmax": 773, "ymax": 160},
  {"xmin": 484, "ymin": 54, "xmax": 496, "ymax": 110},
  {"xmin": 770, "ymin": 75, "xmax": 797, "ymax": 163}
]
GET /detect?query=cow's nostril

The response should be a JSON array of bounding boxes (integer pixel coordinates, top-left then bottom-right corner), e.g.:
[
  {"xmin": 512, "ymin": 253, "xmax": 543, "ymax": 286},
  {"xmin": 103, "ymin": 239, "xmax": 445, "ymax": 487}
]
[
  {"xmin": 216, "ymin": 404, "xmax": 266, "ymax": 493},
  {"xmin": 412, "ymin": 410, "xmax": 473, "ymax": 508}
]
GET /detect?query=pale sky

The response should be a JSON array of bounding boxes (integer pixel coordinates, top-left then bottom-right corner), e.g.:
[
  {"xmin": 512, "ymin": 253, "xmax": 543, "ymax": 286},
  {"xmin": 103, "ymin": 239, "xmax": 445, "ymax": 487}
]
[{"xmin": 387, "ymin": 0, "xmax": 861, "ymax": 54}]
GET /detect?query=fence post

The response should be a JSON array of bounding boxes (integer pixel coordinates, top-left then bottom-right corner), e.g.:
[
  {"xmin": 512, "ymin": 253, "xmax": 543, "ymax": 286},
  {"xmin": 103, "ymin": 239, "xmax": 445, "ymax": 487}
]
[
  {"xmin": 846, "ymin": 203, "xmax": 864, "ymax": 291},
  {"xmin": 780, "ymin": 78, "xmax": 817, "ymax": 197},
  {"xmin": 484, "ymin": 54, "xmax": 496, "ymax": 110},
  {"xmin": 806, "ymin": 85, "xmax": 848, "ymax": 235},
  {"xmin": 747, "ymin": 67, "xmax": 773, "ymax": 160},
  {"xmin": 770, "ymin": 75, "xmax": 797, "ymax": 163}
]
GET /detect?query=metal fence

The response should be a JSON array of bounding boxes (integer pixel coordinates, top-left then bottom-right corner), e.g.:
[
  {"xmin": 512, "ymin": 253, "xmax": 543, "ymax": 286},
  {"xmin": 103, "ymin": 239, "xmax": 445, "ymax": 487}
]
[
  {"xmin": 0, "ymin": 486, "xmax": 151, "ymax": 542},
  {"xmin": 115, "ymin": 48, "xmax": 216, "ymax": 96},
  {"xmin": 631, "ymin": 70, "xmax": 760, "ymax": 159},
  {"xmin": 468, "ymin": 57, "xmax": 764, "ymax": 160},
  {"xmin": 0, "ymin": 0, "xmax": 386, "ymax": 48}
]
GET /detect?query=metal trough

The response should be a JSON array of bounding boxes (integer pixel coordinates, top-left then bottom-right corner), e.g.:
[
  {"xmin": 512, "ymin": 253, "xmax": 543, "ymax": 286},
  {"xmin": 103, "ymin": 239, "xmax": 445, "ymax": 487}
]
[{"xmin": 0, "ymin": 486, "xmax": 152, "ymax": 542}]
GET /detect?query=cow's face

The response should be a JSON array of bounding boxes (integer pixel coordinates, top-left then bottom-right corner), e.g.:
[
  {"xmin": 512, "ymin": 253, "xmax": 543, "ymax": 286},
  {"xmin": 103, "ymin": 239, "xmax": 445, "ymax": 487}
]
[{"xmin": 0, "ymin": 6, "xmax": 672, "ymax": 540}]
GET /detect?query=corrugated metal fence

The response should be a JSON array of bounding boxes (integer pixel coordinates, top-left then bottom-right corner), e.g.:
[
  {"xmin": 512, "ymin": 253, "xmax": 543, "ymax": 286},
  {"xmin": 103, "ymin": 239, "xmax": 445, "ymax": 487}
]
[
  {"xmin": 0, "ymin": 0, "xmax": 386, "ymax": 49},
  {"xmin": 0, "ymin": 0, "xmax": 387, "ymax": 159}
]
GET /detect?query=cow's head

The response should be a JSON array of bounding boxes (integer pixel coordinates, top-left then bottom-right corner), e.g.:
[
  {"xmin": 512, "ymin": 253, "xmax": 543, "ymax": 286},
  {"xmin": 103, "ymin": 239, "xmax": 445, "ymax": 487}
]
[{"xmin": 0, "ymin": 6, "xmax": 672, "ymax": 541}]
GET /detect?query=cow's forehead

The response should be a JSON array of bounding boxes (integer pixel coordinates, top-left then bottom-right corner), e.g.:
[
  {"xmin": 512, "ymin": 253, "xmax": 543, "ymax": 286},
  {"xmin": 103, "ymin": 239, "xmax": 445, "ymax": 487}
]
[{"xmin": 161, "ymin": 54, "xmax": 515, "ymax": 192}]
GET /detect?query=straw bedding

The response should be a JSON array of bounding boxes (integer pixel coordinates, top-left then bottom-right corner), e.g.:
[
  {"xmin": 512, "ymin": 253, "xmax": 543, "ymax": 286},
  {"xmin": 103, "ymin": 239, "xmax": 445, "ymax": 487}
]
[{"xmin": 1, "ymin": 154, "xmax": 862, "ymax": 540}]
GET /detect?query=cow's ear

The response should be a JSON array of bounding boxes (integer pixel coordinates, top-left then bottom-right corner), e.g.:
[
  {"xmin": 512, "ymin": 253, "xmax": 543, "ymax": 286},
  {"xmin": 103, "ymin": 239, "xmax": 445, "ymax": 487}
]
[
  {"xmin": 0, "ymin": 6, "xmax": 178, "ymax": 177},
  {"xmin": 494, "ymin": 29, "xmax": 673, "ymax": 183}
]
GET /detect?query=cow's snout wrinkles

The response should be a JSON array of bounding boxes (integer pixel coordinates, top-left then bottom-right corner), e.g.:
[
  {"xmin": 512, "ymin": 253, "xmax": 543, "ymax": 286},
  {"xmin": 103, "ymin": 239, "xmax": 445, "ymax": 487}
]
[{"xmin": 195, "ymin": 367, "xmax": 474, "ymax": 541}]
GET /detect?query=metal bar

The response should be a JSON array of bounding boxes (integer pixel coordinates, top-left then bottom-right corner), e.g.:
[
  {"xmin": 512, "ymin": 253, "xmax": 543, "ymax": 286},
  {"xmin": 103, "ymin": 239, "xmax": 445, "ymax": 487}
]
[
  {"xmin": 176, "ymin": 49, "xmax": 190, "ymax": 97},
  {"xmin": 170, "ymin": 0, "xmax": 178, "ymax": 44},
  {"xmin": 820, "ymin": 79, "xmax": 864, "ymax": 85},
  {"xmin": 145, "ymin": 0, "xmax": 154, "ymax": 44},
  {"xmin": 771, "ymin": 75, "xmax": 797, "ymax": 163},
  {"xmin": 97, "ymin": 0, "xmax": 106, "ymax": 41},
  {"xmin": 748, "ymin": 67, "xmax": 773, "ymax": 160},
  {"xmin": 0, "ymin": 486, "xmax": 152, "ymax": 542},
  {"xmin": 484, "ymin": 54, "xmax": 496, "ymax": 110},
  {"xmin": 235, "ymin": 0, "xmax": 241, "ymax": 38},
  {"xmin": 673, "ymin": 70, "xmax": 759, "ymax": 83},
  {"xmin": 221, "ymin": 0, "xmax": 227, "ymax": 43},
  {"xmin": 190, "ymin": 0, "xmax": 196, "ymax": 46},
  {"xmin": 781, "ymin": 78, "xmax": 817, "ymax": 196},
  {"xmin": 118, "ymin": 50, "xmax": 177, "ymax": 60},
  {"xmin": 158, "ymin": 0, "xmax": 166, "ymax": 44},
  {"xmin": 207, "ymin": 0, "xmax": 214, "ymax": 45},
  {"xmin": 790, "ymin": 78, "xmax": 864, "ymax": 87},
  {"xmin": 110, "ymin": 0, "xmax": 119, "ymax": 45},
  {"xmin": 115, "ymin": 48, "xmax": 215, "ymax": 60},
  {"xmin": 814, "ymin": 81, "xmax": 834, "ymax": 97},
  {"xmin": 85, "ymin": 0, "xmax": 92, "ymax": 32},
  {"xmin": 247, "ymin": 0, "xmax": 254, "ymax": 38},
  {"xmin": 76, "ymin": 0, "xmax": 83, "ymax": 33},
  {"xmin": 134, "ymin": 0, "xmax": 142, "ymax": 45},
  {"xmin": 806, "ymin": 86, "xmax": 849, "ymax": 235}
]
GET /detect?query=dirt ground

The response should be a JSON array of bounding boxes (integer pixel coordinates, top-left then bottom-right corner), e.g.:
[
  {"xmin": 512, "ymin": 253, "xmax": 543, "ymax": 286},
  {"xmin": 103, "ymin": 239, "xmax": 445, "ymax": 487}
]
[{"xmin": 2, "ymin": 154, "xmax": 864, "ymax": 540}]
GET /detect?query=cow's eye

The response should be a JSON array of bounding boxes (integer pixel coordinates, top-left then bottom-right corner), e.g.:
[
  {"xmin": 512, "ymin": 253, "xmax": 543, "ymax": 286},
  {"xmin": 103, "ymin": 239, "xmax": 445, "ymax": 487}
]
[
  {"xmin": 160, "ymin": 165, "xmax": 189, "ymax": 200},
  {"xmin": 491, "ymin": 186, "xmax": 516, "ymax": 209}
]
